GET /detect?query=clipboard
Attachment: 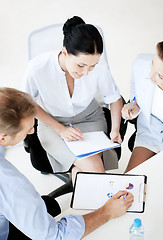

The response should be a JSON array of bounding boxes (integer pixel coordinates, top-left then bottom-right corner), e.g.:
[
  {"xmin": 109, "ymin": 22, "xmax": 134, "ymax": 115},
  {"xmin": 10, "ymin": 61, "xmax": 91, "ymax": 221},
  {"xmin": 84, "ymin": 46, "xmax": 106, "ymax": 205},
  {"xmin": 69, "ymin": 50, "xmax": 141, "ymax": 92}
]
[
  {"xmin": 71, "ymin": 172, "xmax": 147, "ymax": 213},
  {"xmin": 63, "ymin": 131, "xmax": 120, "ymax": 159}
]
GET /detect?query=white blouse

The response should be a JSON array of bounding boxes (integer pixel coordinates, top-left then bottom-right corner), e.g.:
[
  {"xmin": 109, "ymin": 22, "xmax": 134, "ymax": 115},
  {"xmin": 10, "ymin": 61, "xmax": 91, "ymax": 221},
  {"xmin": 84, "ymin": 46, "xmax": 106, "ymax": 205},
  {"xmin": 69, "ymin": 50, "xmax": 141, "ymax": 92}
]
[
  {"xmin": 152, "ymin": 85, "xmax": 163, "ymax": 122},
  {"xmin": 24, "ymin": 51, "xmax": 120, "ymax": 117}
]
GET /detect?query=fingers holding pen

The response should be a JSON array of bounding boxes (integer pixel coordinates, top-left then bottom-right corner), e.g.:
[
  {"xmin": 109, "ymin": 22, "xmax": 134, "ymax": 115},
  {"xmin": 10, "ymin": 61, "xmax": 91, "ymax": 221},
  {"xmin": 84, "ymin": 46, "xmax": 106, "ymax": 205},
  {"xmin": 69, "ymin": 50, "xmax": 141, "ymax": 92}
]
[
  {"xmin": 124, "ymin": 191, "xmax": 134, "ymax": 204},
  {"xmin": 104, "ymin": 191, "xmax": 134, "ymax": 219},
  {"xmin": 113, "ymin": 190, "xmax": 134, "ymax": 202},
  {"xmin": 121, "ymin": 103, "xmax": 134, "ymax": 120},
  {"xmin": 60, "ymin": 123, "xmax": 83, "ymax": 141},
  {"xmin": 114, "ymin": 190, "xmax": 134, "ymax": 211},
  {"xmin": 69, "ymin": 127, "xmax": 83, "ymax": 141},
  {"xmin": 122, "ymin": 101, "xmax": 140, "ymax": 122}
]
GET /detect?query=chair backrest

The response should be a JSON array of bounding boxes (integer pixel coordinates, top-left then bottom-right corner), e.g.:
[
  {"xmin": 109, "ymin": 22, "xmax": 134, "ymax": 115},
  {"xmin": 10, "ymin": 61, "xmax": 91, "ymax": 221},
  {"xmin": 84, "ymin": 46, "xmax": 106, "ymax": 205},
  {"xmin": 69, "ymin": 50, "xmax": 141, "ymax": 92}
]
[
  {"xmin": 128, "ymin": 117, "xmax": 137, "ymax": 152},
  {"xmin": 28, "ymin": 23, "xmax": 63, "ymax": 60},
  {"xmin": 28, "ymin": 23, "xmax": 108, "ymax": 63}
]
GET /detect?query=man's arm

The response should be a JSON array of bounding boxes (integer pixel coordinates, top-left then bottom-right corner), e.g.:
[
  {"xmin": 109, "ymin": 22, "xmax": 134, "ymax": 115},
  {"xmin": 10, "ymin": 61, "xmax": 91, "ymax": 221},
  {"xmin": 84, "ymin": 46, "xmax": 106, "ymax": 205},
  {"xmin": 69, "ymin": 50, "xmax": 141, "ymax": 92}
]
[{"xmin": 82, "ymin": 190, "xmax": 134, "ymax": 238}]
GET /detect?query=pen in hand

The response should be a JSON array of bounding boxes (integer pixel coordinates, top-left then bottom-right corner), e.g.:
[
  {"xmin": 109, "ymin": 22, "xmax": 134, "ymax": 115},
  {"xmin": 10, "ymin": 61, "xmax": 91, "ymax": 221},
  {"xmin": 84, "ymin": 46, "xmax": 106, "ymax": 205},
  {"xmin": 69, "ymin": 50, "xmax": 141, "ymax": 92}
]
[
  {"xmin": 68, "ymin": 122, "xmax": 75, "ymax": 128},
  {"xmin": 67, "ymin": 122, "xmax": 83, "ymax": 140},
  {"xmin": 124, "ymin": 96, "xmax": 136, "ymax": 124}
]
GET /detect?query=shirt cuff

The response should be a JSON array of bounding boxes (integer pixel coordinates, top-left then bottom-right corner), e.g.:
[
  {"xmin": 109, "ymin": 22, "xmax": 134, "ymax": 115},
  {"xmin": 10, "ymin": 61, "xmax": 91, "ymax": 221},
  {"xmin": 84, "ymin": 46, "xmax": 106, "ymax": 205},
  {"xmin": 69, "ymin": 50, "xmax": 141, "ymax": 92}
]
[
  {"xmin": 103, "ymin": 93, "xmax": 121, "ymax": 105},
  {"xmin": 60, "ymin": 215, "xmax": 85, "ymax": 240}
]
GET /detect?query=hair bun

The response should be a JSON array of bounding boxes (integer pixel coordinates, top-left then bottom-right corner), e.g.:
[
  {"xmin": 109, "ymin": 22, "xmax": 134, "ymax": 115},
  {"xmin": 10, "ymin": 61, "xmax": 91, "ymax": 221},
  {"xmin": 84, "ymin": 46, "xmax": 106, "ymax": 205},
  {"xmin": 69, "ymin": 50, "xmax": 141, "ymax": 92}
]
[{"xmin": 63, "ymin": 16, "xmax": 85, "ymax": 35}]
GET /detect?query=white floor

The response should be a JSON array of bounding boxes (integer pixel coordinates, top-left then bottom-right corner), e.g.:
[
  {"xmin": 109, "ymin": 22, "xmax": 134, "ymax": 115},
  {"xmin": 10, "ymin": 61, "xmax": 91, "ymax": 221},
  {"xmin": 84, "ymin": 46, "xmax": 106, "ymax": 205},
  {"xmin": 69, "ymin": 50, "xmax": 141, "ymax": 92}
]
[{"xmin": 5, "ymin": 123, "xmax": 135, "ymax": 212}]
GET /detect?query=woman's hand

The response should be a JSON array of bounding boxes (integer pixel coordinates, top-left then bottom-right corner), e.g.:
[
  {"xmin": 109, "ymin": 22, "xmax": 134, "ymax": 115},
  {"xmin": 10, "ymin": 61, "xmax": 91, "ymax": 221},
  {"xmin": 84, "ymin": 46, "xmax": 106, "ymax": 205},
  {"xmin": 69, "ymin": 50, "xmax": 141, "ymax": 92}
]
[
  {"xmin": 110, "ymin": 129, "xmax": 122, "ymax": 144},
  {"xmin": 121, "ymin": 102, "xmax": 140, "ymax": 121},
  {"xmin": 59, "ymin": 125, "xmax": 83, "ymax": 141},
  {"xmin": 35, "ymin": 105, "xmax": 83, "ymax": 141},
  {"xmin": 109, "ymin": 98, "xmax": 122, "ymax": 144}
]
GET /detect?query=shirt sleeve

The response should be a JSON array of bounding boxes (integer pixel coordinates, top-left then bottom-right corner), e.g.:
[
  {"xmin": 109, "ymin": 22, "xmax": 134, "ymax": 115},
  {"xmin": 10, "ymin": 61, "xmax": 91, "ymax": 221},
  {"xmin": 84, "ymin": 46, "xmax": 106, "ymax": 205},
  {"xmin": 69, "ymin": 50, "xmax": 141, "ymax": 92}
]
[
  {"xmin": 56, "ymin": 215, "xmax": 85, "ymax": 240},
  {"xmin": 97, "ymin": 61, "xmax": 120, "ymax": 104},
  {"xmin": 0, "ymin": 158, "xmax": 85, "ymax": 240},
  {"xmin": 0, "ymin": 146, "xmax": 5, "ymax": 158},
  {"xmin": 23, "ymin": 62, "xmax": 39, "ymax": 100},
  {"xmin": 130, "ymin": 57, "xmax": 138, "ymax": 101}
]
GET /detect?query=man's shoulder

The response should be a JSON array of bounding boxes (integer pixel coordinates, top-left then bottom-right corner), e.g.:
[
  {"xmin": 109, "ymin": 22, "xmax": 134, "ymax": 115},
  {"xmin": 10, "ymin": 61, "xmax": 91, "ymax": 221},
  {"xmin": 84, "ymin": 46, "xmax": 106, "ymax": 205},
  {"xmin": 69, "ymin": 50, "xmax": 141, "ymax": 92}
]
[{"xmin": 0, "ymin": 157, "xmax": 37, "ymax": 201}]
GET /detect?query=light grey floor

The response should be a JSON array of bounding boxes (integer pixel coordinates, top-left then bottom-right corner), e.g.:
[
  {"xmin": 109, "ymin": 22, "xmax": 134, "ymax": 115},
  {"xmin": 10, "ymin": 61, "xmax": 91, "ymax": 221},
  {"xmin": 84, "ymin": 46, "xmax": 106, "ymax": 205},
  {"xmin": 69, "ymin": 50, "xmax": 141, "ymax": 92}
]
[{"xmin": 5, "ymin": 123, "xmax": 135, "ymax": 211}]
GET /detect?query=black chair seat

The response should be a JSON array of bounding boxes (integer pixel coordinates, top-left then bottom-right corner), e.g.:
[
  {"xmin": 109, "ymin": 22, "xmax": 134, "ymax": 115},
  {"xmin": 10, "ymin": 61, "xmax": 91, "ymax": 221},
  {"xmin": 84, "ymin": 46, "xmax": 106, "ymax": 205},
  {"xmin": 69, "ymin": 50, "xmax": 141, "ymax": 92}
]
[{"xmin": 24, "ymin": 119, "xmax": 73, "ymax": 198}]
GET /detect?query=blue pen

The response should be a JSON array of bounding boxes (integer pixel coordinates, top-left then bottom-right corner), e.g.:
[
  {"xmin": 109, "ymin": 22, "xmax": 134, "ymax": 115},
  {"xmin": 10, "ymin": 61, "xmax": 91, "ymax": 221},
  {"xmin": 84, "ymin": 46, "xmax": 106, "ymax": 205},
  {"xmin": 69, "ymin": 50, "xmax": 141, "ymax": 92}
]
[
  {"xmin": 124, "ymin": 96, "xmax": 136, "ymax": 124},
  {"xmin": 120, "ymin": 192, "xmax": 127, "ymax": 199},
  {"xmin": 123, "ymin": 193, "xmax": 127, "ymax": 199},
  {"xmin": 67, "ymin": 122, "xmax": 75, "ymax": 129}
]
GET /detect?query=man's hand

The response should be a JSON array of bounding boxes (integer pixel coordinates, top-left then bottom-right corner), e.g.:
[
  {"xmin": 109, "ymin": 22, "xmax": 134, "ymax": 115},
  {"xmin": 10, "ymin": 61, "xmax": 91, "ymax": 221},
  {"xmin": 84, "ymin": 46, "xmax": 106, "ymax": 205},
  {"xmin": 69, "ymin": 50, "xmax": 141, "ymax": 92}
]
[
  {"xmin": 82, "ymin": 190, "xmax": 134, "ymax": 238},
  {"xmin": 103, "ymin": 190, "xmax": 134, "ymax": 221}
]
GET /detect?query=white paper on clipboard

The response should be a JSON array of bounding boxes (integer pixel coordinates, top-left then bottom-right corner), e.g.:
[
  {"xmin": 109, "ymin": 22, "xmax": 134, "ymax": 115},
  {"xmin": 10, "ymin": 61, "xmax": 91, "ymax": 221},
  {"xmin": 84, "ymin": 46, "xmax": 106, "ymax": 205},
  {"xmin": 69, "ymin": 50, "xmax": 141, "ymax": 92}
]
[{"xmin": 71, "ymin": 172, "xmax": 147, "ymax": 213}]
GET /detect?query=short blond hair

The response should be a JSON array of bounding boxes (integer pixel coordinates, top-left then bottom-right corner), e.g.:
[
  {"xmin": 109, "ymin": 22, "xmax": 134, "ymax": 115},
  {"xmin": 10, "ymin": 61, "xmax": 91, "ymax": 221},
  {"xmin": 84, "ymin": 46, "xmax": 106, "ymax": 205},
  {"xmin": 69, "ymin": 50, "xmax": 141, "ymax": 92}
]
[
  {"xmin": 0, "ymin": 88, "xmax": 36, "ymax": 136},
  {"xmin": 156, "ymin": 41, "xmax": 163, "ymax": 61}
]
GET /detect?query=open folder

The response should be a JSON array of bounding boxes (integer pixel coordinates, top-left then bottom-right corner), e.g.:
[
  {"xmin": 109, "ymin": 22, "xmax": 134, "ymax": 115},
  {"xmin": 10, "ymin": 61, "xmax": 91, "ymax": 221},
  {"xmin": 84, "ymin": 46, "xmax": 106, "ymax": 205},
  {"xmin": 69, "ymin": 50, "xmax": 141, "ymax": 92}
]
[
  {"xmin": 63, "ymin": 131, "xmax": 120, "ymax": 159},
  {"xmin": 71, "ymin": 172, "xmax": 147, "ymax": 213}
]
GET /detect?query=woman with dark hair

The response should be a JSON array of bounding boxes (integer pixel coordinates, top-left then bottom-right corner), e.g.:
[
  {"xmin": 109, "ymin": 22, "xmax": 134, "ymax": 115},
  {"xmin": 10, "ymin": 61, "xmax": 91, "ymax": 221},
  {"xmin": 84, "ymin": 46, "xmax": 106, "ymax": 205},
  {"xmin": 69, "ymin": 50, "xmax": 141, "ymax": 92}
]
[{"xmin": 24, "ymin": 16, "xmax": 123, "ymax": 181}]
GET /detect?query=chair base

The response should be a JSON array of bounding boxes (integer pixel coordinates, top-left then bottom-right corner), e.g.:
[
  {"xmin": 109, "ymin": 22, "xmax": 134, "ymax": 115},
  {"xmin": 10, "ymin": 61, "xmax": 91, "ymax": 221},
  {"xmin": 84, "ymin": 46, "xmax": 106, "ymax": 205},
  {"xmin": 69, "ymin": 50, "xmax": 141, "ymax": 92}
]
[{"xmin": 48, "ymin": 179, "xmax": 73, "ymax": 198}]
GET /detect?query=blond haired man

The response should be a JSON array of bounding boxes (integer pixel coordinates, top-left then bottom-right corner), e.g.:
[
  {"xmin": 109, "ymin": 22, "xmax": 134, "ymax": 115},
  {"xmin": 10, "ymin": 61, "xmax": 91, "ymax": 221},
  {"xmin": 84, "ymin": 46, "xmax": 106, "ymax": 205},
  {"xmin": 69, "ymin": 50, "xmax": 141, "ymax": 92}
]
[{"xmin": 0, "ymin": 88, "xmax": 133, "ymax": 240}]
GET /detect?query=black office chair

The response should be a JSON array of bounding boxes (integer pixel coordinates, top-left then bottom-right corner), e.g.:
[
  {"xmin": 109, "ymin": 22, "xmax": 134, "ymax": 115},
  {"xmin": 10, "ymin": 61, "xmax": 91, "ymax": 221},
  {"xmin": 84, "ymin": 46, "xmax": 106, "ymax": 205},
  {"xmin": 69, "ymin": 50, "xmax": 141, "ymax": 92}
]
[
  {"xmin": 24, "ymin": 119, "xmax": 73, "ymax": 199},
  {"xmin": 128, "ymin": 117, "xmax": 137, "ymax": 152},
  {"xmin": 123, "ymin": 99, "xmax": 138, "ymax": 152}
]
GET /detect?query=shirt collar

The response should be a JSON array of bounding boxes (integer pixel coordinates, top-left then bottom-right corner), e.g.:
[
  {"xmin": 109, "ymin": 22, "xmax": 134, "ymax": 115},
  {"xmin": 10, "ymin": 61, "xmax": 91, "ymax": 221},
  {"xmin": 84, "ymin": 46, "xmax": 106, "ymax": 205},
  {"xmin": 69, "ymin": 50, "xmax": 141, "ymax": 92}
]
[{"xmin": 54, "ymin": 50, "xmax": 65, "ymax": 76}]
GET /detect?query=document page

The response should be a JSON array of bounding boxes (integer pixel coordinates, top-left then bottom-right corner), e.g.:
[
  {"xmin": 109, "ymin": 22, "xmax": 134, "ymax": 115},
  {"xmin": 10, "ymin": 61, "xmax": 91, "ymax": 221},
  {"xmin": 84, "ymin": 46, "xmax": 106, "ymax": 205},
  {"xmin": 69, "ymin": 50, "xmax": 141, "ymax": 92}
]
[
  {"xmin": 64, "ymin": 131, "xmax": 120, "ymax": 158},
  {"xmin": 71, "ymin": 172, "xmax": 146, "ymax": 212}
]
